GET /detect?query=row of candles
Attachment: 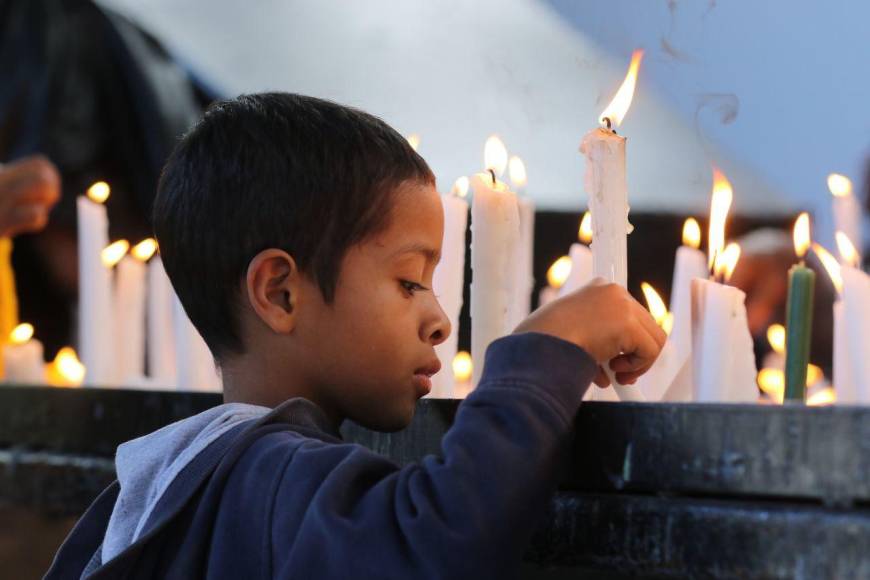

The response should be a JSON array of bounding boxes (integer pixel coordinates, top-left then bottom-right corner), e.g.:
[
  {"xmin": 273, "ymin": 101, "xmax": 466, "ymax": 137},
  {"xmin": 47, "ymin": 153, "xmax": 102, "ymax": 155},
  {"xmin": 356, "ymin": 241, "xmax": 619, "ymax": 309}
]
[
  {"xmin": 0, "ymin": 181, "xmax": 221, "ymax": 390},
  {"xmin": 0, "ymin": 51, "xmax": 867, "ymax": 405}
]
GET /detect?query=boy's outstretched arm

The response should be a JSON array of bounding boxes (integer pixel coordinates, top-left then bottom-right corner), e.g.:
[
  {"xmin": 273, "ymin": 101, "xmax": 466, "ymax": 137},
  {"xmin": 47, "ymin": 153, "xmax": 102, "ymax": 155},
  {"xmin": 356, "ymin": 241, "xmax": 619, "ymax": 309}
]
[{"xmin": 261, "ymin": 281, "xmax": 665, "ymax": 579}]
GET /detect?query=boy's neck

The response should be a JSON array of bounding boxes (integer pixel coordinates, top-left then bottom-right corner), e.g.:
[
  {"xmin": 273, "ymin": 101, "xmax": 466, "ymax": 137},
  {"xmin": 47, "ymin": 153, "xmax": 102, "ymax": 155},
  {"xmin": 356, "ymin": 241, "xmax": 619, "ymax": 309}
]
[{"xmin": 220, "ymin": 354, "xmax": 344, "ymax": 430}]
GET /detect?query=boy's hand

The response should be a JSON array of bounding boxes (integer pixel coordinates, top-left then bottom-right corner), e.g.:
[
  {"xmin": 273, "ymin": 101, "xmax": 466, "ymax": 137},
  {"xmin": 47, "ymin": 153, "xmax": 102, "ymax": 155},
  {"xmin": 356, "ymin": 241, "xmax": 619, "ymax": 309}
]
[
  {"xmin": 0, "ymin": 155, "xmax": 61, "ymax": 238},
  {"xmin": 514, "ymin": 278, "xmax": 667, "ymax": 388}
]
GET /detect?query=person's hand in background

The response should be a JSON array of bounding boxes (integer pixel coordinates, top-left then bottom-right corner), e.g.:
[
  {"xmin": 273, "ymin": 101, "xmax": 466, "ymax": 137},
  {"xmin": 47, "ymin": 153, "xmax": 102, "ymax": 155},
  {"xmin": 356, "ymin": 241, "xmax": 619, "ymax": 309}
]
[{"xmin": 0, "ymin": 156, "xmax": 61, "ymax": 238}]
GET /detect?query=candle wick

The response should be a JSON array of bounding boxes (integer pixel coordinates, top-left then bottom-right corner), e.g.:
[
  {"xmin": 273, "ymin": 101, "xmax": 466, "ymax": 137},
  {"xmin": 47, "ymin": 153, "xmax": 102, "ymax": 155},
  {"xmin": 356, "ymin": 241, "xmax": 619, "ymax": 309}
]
[
  {"xmin": 602, "ymin": 116, "xmax": 617, "ymax": 134},
  {"xmin": 488, "ymin": 169, "xmax": 496, "ymax": 186}
]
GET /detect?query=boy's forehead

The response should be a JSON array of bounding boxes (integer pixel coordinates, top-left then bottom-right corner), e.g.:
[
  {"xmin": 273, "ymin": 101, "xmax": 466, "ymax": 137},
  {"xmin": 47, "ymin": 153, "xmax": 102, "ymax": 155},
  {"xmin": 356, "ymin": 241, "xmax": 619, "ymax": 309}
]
[{"xmin": 373, "ymin": 182, "xmax": 443, "ymax": 259}]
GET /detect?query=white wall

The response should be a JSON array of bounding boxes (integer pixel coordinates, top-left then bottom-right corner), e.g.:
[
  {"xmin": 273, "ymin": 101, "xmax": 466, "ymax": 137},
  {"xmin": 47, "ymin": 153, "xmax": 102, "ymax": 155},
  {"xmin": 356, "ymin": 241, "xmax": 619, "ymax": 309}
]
[{"xmin": 97, "ymin": 0, "xmax": 867, "ymax": 243}]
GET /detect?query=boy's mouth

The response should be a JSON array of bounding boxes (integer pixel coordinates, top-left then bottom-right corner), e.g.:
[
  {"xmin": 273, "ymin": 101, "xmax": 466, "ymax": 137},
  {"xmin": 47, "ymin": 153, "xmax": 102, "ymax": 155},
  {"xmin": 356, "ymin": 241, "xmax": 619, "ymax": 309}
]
[{"xmin": 412, "ymin": 360, "xmax": 442, "ymax": 395}]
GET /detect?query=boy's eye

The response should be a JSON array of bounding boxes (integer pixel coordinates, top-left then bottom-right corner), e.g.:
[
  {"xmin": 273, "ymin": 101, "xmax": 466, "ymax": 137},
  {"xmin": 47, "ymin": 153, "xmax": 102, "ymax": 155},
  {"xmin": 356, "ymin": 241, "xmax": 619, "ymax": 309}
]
[{"xmin": 400, "ymin": 280, "xmax": 428, "ymax": 295}]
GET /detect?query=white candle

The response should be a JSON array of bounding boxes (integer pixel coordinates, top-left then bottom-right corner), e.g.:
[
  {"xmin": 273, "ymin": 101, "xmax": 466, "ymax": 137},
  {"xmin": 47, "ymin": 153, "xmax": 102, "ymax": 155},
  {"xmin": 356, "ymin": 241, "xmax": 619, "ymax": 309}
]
[
  {"xmin": 580, "ymin": 50, "xmax": 644, "ymax": 402},
  {"xmin": 816, "ymin": 239, "xmax": 870, "ymax": 404},
  {"xmin": 662, "ymin": 217, "xmax": 709, "ymax": 402},
  {"xmin": 77, "ymin": 182, "xmax": 114, "ymax": 386},
  {"xmin": 470, "ymin": 136, "xmax": 520, "ymax": 387},
  {"xmin": 2, "ymin": 324, "xmax": 44, "ymax": 384},
  {"xmin": 431, "ymin": 181, "xmax": 469, "ymax": 399},
  {"xmin": 114, "ymin": 239, "xmax": 155, "ymax": 384},
  {"xmin": 559, "ymin": 243, "xmax": 593, "ymax": 298},
  {"xmin": 173, "ymin": 295, "xmax": 221, "ymax": 392},
  {"xmin": 508, "ymin": 156, "xmax": 535, "ymax": 330},
  {"xmin": 147, "ymin": 256, "xmax": 177, "ymax": 387},
  {"xmin": 837, "ymin": 265, "xmax": 870, "ymax": 404},
  {"xmin": 828, "ymin": 174, "xmax": 863, "ymax": 264},
  {"xmin": 690, "ymin": 276, "xmax": 758, "ymax": 402}
]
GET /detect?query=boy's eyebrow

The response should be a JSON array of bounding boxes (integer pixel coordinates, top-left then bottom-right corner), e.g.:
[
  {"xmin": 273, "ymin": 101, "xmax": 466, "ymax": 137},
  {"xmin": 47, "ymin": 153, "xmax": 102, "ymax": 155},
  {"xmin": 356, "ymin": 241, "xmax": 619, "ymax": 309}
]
[{"xmin": 391, "ymin": 242, "xmax": 441, "ymax": 264}]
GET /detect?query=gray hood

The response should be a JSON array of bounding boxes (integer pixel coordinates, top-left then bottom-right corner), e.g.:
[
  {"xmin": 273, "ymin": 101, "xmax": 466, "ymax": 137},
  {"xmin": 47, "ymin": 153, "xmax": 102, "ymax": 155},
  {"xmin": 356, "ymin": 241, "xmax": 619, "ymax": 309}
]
[{"xmin": 101, "ymin": 402, "xmax": 271, "ymax": 563}]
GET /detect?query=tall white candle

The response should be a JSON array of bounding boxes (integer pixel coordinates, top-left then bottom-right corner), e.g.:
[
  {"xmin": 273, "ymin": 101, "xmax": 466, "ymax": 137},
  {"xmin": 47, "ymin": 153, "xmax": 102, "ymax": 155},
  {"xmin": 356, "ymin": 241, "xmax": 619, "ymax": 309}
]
[
  {"xmin": 667, "ymin": 218, "xmax": 708, "ymax": 401},
  {"xmin": 431, "ymin": 180, "xmax": 469, "ymax": 399},
  {"xmin": 470, "ymin": 136, "xmax": 520, "ymax": 387},
  {"xmin": 114, "ymin": 239, "xmax": 155, "ymax": 384},
  {"xmin": 580, "ymin": 50, "xmax": 644, "ymax": 402},
  {"xmin": 508, "ymin": 156, "xmax": 535, "ymax": 330},
  {"xmin": 2, "ymin": 324, "xmax": 44, "ymax": 384},
  {"xmin": 77, "ymin": 182, "xmax": 114, "ymax": 386},
  {"xmin": 817, "ymin": 239, "xmax": 870, "ymax": 404},
  {"xmin": 147, "ymin": 256, "xmax": 177, "ymax": 387},
  {"xmin": 690, "ymin": 275, "xmax": 758, "ymax": 402},
  {"xmin": 173, "ymin": 295, "xmax": 221, "ymax": 392},
  {"xmin": 559, "ymin": 243, "xmax": 593, "ymax": 298},
  {"xmin": 828, "ymin": 174, "xmax": 863, "ymax": 264}
]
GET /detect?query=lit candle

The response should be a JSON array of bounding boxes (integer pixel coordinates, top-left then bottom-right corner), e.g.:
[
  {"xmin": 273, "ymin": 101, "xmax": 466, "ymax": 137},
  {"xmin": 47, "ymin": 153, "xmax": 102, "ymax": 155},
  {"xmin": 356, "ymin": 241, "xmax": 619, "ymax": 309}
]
[
  {"xmin": 147, "ymin": 254, "xmax": 178, "ymax": 386},
  {"xmin": 114, "ymin": 239, "xmax": 156, "ymax": 385},
  {"xmin": 580, "ymin": 49, "xmax": 644, "ymax": 402},
  {"xmin": 670, "ymin": 217, "xmax": 707, "ymax": 358},
  {"xmin": 635, "ymin": 283, "xmax": 681, "ymax": 400},
  {"xmin": 508, "ymin": 156, "xmax": 536, "ymax": 330},
  {"xmin": 828, "ymin": 174, "xmax": 863, "ymax": 265},
  {"xmin": 431, "ymin": 177, "xmax": 469, "ymax": 399},
  {"xmin": 816, "ymin": 237, "xmax": 870, "ymax": 404},
  {"xmin": 45, "ymin": 346, "xmax": 85, "ymax": 388},
  {"xmin": 0, "ymin": 237, "xmax": 18, "ymax": 379},
  {"xmin": 783, "ymin": 213, "xmax": 815, "ymax": 402},
  {"xmin": 691, "ymin": 244, "xmax": 758, "ymax": 402},
  {"xmin": 559, "ymin": 211, "xmax": 594, "ymax": 298},
  {"xmin": 539, "ymin": 256, "xmax": 571, "ymax": 307},
  {"xmin": 2, "ymin": 323, "xmax": 44, "ymax": 384},
  {"xmin": 78, "ymin": 182, "xmax": 114, "ymax": 386},
  {"xmin": 452, "ymin": 351, "xmax": 473, "ymax": 399},
  {"xmin": 470, "ymin": 135, "xmax": 520, "ymax": 387}
]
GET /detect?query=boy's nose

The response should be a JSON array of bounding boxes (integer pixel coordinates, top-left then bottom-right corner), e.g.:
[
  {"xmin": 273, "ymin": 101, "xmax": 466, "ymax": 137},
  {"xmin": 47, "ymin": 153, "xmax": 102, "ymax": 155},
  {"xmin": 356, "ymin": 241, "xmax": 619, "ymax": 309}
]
[{"xmin": 422, "ymin": 299, "xmax": 451, "ymax": 346}]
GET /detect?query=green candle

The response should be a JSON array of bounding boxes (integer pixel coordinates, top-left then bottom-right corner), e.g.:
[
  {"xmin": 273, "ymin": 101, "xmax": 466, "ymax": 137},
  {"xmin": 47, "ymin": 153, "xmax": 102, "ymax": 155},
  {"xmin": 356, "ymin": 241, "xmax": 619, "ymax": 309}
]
[
  {"xmin": 784, "ymin": 213, "xmax": 816, "ymax": 402},
  {"xmin": 784, "ymin": 264, "xmax": 815, "ymax": 401}
]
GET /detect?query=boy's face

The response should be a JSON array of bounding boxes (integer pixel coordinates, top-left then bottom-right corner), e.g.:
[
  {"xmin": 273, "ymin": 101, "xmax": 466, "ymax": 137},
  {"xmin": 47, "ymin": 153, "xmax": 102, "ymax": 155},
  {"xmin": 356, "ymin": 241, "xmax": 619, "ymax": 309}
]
[{"xmin": 294, "ymin": 180, "xmax": 450, "ymax": 431}]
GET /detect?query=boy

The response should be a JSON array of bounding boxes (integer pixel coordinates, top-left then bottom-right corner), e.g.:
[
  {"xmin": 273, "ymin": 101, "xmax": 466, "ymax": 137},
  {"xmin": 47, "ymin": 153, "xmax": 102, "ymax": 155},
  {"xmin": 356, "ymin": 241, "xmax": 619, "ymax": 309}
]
[{"xmin": 48, "ymin": 93, "xmax": 665, "ymax": 579}]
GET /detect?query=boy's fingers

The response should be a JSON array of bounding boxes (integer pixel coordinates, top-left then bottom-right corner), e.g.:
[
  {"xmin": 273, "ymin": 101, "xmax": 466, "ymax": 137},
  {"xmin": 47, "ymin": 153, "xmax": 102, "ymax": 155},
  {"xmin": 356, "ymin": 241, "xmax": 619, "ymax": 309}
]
[
  {"xmin": 632, "ymin": 300, "xmax": 668, "ymax": 349},
  {"xmin": 621, "ymin": 323, "xmax": 661, "ymax": 372},
  {"xmin": 592, "ymin": 366, "xmax": 610, "ymax": 388}
]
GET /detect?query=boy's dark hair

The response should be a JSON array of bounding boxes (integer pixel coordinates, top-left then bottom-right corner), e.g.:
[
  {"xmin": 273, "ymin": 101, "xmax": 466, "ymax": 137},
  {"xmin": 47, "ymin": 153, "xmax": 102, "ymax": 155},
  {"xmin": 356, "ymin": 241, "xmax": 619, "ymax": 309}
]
[{"xmin": 153, "ymin": 92, "xmax": 435, "ymax": 362}]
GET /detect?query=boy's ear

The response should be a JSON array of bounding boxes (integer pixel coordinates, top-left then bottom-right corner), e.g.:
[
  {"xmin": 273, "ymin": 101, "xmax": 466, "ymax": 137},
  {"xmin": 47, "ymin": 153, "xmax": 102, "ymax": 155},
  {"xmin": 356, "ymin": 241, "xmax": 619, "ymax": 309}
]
[{"xmin": 245, "ymin": 249, "xmax": 300, "ymax": 334}]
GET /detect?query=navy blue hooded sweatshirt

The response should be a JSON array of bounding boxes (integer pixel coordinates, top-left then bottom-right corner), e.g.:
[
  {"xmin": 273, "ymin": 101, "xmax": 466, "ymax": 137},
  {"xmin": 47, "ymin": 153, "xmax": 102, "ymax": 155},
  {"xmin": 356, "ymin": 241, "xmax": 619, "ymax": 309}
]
[{"xmin": 46, "ymin": 332, "xmax": 596, "ymax": 579}]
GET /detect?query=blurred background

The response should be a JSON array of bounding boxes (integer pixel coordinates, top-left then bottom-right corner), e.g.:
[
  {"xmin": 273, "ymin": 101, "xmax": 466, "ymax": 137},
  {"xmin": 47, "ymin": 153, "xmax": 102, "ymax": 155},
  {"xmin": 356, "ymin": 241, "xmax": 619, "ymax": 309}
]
[{"xmin": 0, "ymin": 1, "xmax": 868, "ymax": 574}]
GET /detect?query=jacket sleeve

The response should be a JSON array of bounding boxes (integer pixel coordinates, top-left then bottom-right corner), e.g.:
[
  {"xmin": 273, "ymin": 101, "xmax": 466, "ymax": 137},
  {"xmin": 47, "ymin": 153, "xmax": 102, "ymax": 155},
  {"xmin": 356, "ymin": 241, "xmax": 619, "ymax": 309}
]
[{"xmin": 270, "ymin": 332, "xmax": 597, "ymax": 580}]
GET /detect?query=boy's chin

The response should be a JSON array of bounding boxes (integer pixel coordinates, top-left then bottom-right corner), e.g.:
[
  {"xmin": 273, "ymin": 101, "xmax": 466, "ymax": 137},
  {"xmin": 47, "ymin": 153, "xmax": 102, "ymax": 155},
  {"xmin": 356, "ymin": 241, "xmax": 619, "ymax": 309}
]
[{"xmin": 356, "ymin": 403, "xmax": 417, "ymax": 433}]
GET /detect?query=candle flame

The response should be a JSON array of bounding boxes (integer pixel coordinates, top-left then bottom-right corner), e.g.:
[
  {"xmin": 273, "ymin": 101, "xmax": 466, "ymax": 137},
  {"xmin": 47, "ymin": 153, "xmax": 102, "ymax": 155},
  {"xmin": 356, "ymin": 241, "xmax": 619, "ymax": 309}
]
[
  {"xmin": 708, "ymin": 168, "xmax": 733, "ymax": 270},
  {"xmin": 508, "ymin": 156, "xmax": 527, "ymax": 189},
  {"xmin": 812, "ymin": 243, "xmax": 843, "ymax": 294},
  {"xmin": 641, "ymin": 282, "xmax": 673, "ymax": 335},
  {"xmin": 132, "ymin": 238, "xmax": 157, "ymax": 262},
  {"xmin": 807, "ymin": 387, "xmax": 836, "ymax": 406},
  {"xmin": 578, "ymin": 211, "xmax": 593, "ymax": 244},
  {"xmin": 101, "ymin": 239, "xmax": 129, "ymax": 268},
  {"xmin": 46, "ymin": 347, "xmax": 85, "ymax": 387},
  {"xmin": 714, "ymin": 242, "xmax": 741, "ymax": 282},
  {"xmin": 793, "ymin": 213, "xmax": 811, "ymax": 259},
  {"xmin": 547, "ymin": 256, "xmax": 572, "ymax": 289},
  {"xmin": 406, "ymin": 133, "xmax": 420, "ymax": 152},
  {"xmin": 835, "ymin": 231, "xmax": 860, "ymax": 267},
  {"xmin": 484, "ymin": 135, "xmax": 508, "ymax": 178},
  {"xmin": 599, "ymin": 49, "xmax": 644, "ymax": 128},
  {"xmin": 682, "ymin": 217, "xmax": 701, "ymax": 249},
  {"xmin": 806, "ymin": 364, "xmax": 823, "ymax": 386},
  {"xmin": 757, "ymin": 368, "xmax": 785, "ymax": 403},
  {"xmin": 767, "ymin": 324, "xmax": 785, "ymax": 355},
  {"xmin": 10, "ymin": 322, "xmax": 34, "ymax": 345},
  {"xmin": 452, "ymin": 351, "xmax": 473, "ymax": 382},
  {"xmin": 827, "ymin": 173, "xmax": 853, "ymax": 198},
  {"xmin": 86, "ymin": 181, "xmax": 111, "ymax": 204},
  {"xmin": 452, "ymin": 176, "xmax": 470, "ymax": 198}
]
